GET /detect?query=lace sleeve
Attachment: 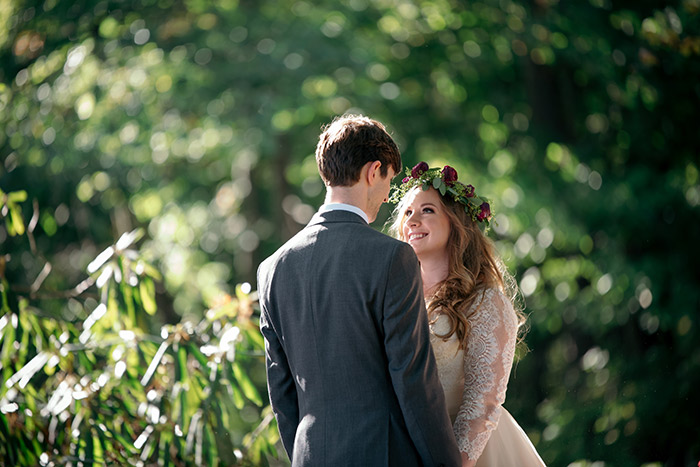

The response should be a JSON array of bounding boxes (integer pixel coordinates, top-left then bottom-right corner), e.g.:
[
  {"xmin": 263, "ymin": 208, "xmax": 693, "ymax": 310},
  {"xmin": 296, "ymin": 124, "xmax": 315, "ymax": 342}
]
[{"xmin": 453, "ymin": 288, "xmax": 519, "ymax": 460}]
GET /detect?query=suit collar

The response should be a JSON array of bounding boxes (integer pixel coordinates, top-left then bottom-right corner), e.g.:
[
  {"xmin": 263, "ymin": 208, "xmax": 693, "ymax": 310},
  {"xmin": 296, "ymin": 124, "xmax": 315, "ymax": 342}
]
[
  {"xmin": 308, "ymin": 209, "xmax": 369, "ymax": 227},
  {"xmin": 319, "ymin": 202, "xmax": 370, "ymax": 223}
]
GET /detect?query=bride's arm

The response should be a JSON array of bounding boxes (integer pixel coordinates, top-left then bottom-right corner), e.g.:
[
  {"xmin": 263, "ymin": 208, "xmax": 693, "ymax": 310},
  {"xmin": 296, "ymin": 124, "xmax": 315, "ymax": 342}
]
[{"xmin": 453, "ymin": 288, "xmax": 519, "ymax": 463}]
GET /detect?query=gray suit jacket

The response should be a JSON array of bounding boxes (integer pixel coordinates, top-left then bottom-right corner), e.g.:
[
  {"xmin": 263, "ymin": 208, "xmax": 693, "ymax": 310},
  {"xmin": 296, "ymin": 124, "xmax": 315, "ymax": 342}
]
[{"xmin": 257, "ymin": 210, "xmax": 461, "ymax": 466}]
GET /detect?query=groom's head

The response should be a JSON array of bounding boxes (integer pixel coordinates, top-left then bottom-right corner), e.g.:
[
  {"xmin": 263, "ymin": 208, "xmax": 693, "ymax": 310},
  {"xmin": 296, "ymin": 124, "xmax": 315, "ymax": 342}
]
[{"xmin": 315, "ymin": 115, "xmax": 401, "ymax": 187}]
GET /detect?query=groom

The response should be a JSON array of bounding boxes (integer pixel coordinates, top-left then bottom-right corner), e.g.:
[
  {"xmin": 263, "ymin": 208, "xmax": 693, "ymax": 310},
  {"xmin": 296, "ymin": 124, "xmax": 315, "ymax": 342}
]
[{"xmin": 257, "ymin": 115, "xmax": 461, "ymax": 466}]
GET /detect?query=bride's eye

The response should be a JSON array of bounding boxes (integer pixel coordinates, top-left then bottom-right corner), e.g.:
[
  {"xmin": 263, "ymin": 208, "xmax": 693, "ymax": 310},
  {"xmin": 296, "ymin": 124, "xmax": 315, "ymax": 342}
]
[
  {"xmin": 404, "ymin": 209, "xmax": 413, "ymax": 216},
  {"xmin": 423, "ymin": 207, "xmax": 434, "ymax": 213}
]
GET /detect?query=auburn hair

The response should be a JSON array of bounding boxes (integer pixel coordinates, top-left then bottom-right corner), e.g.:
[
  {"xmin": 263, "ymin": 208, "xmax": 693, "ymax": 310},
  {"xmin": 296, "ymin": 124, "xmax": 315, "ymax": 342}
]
[{"xmin": 389, "ymin": 187, "xmax": 525, "ymax": 350}]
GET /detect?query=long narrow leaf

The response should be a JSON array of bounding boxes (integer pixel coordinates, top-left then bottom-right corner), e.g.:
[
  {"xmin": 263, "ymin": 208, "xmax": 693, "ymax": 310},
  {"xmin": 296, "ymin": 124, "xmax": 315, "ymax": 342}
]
[
  {"xmin": 9, "ymin": 206, "xmax": 25, "ymax": 236},
  {"xmin": 119, "ymin": 260, "xmax": 136, "ymax": 321},
  {"xmin": 140, "ymin": 341, "xmax": 169, "ymax": 387},
  {"xmin": 87, "ymin": 247, "xmax": 115, "ymax": 274},
  {"xmin": 177, "ymin": 345, "xmax": 188, "ymax": 384},
  {"xmin": 7, "ymin": 191, "xmax": 27, "ymax": 203},
  {"xmin": 139, "ymin": 277, "xmax": 157, "ymax": 315},
  {"xmin": 233, "ymin": 362, "xmax": 263, "ymax": 406},
  {"xmin": 230, "ymin": 380, "xmax": 245, "ymax": 410},
  {"xmin": 115, "ymin": 228, "xmax": 144, "ymax": 251},
  {"xmin": 93, "ymin": 427, "xmax": 106, "ymax": 465},
  {"xmin": 6, "ymin": 351, "xmax": 49, "ymax": 389}
]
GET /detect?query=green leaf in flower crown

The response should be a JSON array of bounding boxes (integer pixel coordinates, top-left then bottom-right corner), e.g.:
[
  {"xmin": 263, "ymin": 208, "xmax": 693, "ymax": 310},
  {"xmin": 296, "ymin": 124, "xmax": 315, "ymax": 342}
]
[
  {"xmin": 432, "ymin": 177, "xmax": 441, "ymax": 189},
  {"xmin": 439, "ymin": 183, "xmax": 447, "ymax": 196}
]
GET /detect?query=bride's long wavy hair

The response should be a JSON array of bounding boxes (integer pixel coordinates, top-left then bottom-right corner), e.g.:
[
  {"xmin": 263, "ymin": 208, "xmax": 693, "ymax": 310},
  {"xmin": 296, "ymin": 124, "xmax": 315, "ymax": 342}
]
[{"xmin": 389, "ymin": 187, "xmax": 526, "ymax": 350}]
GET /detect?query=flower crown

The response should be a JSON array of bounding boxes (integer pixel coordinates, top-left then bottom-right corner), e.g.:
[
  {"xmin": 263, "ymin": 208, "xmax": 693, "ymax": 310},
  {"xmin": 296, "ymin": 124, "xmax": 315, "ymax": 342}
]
[{"xmin": 389, "ymin": 161, "xmax": 493, "ymax": 228}]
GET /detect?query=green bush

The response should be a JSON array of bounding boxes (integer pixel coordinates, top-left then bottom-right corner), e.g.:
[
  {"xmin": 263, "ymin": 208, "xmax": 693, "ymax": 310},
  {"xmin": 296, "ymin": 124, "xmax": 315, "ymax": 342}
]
[{"xmin": 0, "ymin": 192, "xmax": 279, "ymax": 466}]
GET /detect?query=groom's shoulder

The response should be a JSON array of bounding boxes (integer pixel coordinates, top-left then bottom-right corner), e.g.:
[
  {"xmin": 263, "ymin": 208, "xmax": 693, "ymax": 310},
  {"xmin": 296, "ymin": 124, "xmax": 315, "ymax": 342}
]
[
  {"xmin": 358, "ymin": 227, "xmax": 417, "ymax": 262},
  {"xmin": 259, "ymin": 222, "xmax": 411, "ymax": 271},
  {"xmin": 258, "ymin": 232, "xmax": 303, "ymax": 271},
  {"xmin": 258, "ymin": 224, "xmax": 317, "ymax": 271}
]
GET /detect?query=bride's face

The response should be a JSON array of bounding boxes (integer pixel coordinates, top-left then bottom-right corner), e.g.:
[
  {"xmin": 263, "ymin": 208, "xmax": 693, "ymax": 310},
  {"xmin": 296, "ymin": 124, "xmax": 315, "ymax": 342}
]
[{"xmin": 401, "ymin": 188, "xmax": 451, "ymax": 261}]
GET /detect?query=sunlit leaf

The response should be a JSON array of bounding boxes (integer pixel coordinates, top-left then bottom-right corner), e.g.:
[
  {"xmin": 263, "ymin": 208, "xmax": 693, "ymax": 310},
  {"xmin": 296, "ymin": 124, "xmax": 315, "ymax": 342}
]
[
  {"xmin": 189, "ymin": 343, "xmax": 209, "ymax": 369},
  {"xmin": 7, "ymin": 191, "xmax": 27, "ymax": 203},
  {"xmin": 138, "ymin": 261, "xmax": 162, "ymax": 281},
  {"xmin": 230, "ymin": 380, "xmax": 245, "ymax": 410},
  {"xmin": 139, "ymin": 277, "xmax": 157, "ymax": 315},
  {"xmin": 115, "ymin": 228, "xmax": 144, "ymax": 251},
  {"xmin": 177, "ymin": 345, "xmax": 189, "ymax": 383},
  {"xmin": 233, "ymin": 362, "xmax": 262, "ymax": 406},
  {"xmin": 87, "ymin": 247, "xmax": 115, "ymax": 274},
  {"xmin": 242, "ymin": 325, "xmax": 265, "ymax": 349},
  {"xmin": 9, "ymin": 206, "xmax": 24, "ymax": 236},
  {"xmin": 120, "ymin": 266, "xmax": 136, "ymax": 320},
  {"xmin": 141, "ymin": 341, "xmax": 169, "ymax": 386}
]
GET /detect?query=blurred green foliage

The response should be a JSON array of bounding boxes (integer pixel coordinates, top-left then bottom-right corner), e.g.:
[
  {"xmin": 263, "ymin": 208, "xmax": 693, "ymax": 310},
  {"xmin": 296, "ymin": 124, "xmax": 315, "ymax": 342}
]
[
  {"xmin": 1, "ymin": 0, "xmax": 699, "ymax": 465},
  {"xmin": 0, "ymin": 209, "xmax": 277, "ymax": 465}
]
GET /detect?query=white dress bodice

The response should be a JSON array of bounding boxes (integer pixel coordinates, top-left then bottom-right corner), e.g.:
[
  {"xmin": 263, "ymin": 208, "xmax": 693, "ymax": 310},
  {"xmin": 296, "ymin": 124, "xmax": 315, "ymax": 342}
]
[{"xmin": 429, "ymin": 288, "xmax": 519, "ymax": 461}]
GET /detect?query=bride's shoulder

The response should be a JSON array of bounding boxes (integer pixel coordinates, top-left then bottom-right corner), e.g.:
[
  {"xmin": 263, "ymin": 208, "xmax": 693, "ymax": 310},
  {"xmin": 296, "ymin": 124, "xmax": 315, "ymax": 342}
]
[
  {"xmin": 474, "ymin": 287, "xmax": 517, "ymax": 322},
  {"xmin": 480, "ymin": 287, "xmax": 509, "ymax": 304}
]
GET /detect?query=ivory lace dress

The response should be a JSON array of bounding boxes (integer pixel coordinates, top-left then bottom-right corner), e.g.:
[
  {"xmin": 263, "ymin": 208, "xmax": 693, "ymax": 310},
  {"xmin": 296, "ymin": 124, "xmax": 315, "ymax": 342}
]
[{"xmin": 429, "ymin": 288, "xmax": 546, "ymax": 466}]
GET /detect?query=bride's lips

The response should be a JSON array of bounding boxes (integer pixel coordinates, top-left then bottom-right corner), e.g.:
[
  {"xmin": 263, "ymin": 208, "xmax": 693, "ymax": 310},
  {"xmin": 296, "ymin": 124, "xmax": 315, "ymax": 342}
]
[{"xmin": 408, "ymin": 232, "xmax": 428, "ymax": 243}]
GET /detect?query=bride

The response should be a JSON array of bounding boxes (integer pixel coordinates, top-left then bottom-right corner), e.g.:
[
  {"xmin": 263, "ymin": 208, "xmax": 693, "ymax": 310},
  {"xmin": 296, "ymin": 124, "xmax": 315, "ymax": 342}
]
[{"xmin": 389, "ymin": 162, "xmax": 546, "ymax": 466}]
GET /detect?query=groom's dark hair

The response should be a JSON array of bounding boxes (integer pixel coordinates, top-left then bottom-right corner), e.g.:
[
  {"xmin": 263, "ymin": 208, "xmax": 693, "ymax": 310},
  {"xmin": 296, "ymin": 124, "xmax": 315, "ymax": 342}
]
[{"xmin": 315, "ymin": 114, "xmax": 401, "ymax": 186}]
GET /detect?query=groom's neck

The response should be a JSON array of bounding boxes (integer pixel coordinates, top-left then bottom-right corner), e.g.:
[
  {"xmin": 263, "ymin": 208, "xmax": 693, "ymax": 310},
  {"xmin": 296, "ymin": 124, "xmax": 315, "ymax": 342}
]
[{"xmin": 324, "ymin": 186, "xmax": 367, "ymax": 212}]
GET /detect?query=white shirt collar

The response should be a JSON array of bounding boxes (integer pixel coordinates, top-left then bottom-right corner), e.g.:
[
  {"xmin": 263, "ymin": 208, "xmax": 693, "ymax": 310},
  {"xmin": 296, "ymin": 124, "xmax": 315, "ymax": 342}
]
[{"xmin": 318, "ymin": 203, "xmax": 370, "ymax": 224}]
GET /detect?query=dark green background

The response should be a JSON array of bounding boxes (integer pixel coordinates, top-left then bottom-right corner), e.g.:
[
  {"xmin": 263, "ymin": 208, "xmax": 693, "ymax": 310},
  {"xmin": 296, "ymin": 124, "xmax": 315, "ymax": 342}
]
[{"xmin": 1, "ymin": 0, "xmax": 699, "ymax": 465}]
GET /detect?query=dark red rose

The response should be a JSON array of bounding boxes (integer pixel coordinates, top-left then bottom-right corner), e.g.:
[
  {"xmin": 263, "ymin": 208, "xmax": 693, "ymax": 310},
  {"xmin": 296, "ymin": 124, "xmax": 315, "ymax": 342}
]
[
  {"xmin": 402, "ymin": 177, "xmax": 410, "ymax": 183},
  {"xmin": 477, "ymin": 202, "xmax": 491, "ymax": 221},
  {"xmin": 465, "ymin": 184, "xmax": 475, "ymax": 198},
  {"xmin": 411, "ymin": 161, "xmax": 429, "ymax": 178},
  {"xmin": 441, "ymin": 166, "xmax": 458, "ymax": 185}
]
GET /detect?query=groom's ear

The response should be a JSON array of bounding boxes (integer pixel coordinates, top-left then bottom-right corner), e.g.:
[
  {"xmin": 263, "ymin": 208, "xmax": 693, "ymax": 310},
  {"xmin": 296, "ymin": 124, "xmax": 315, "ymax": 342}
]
[{"xmin": 365, "ymin": 160, "xmax": 383, "ymax": 185}]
